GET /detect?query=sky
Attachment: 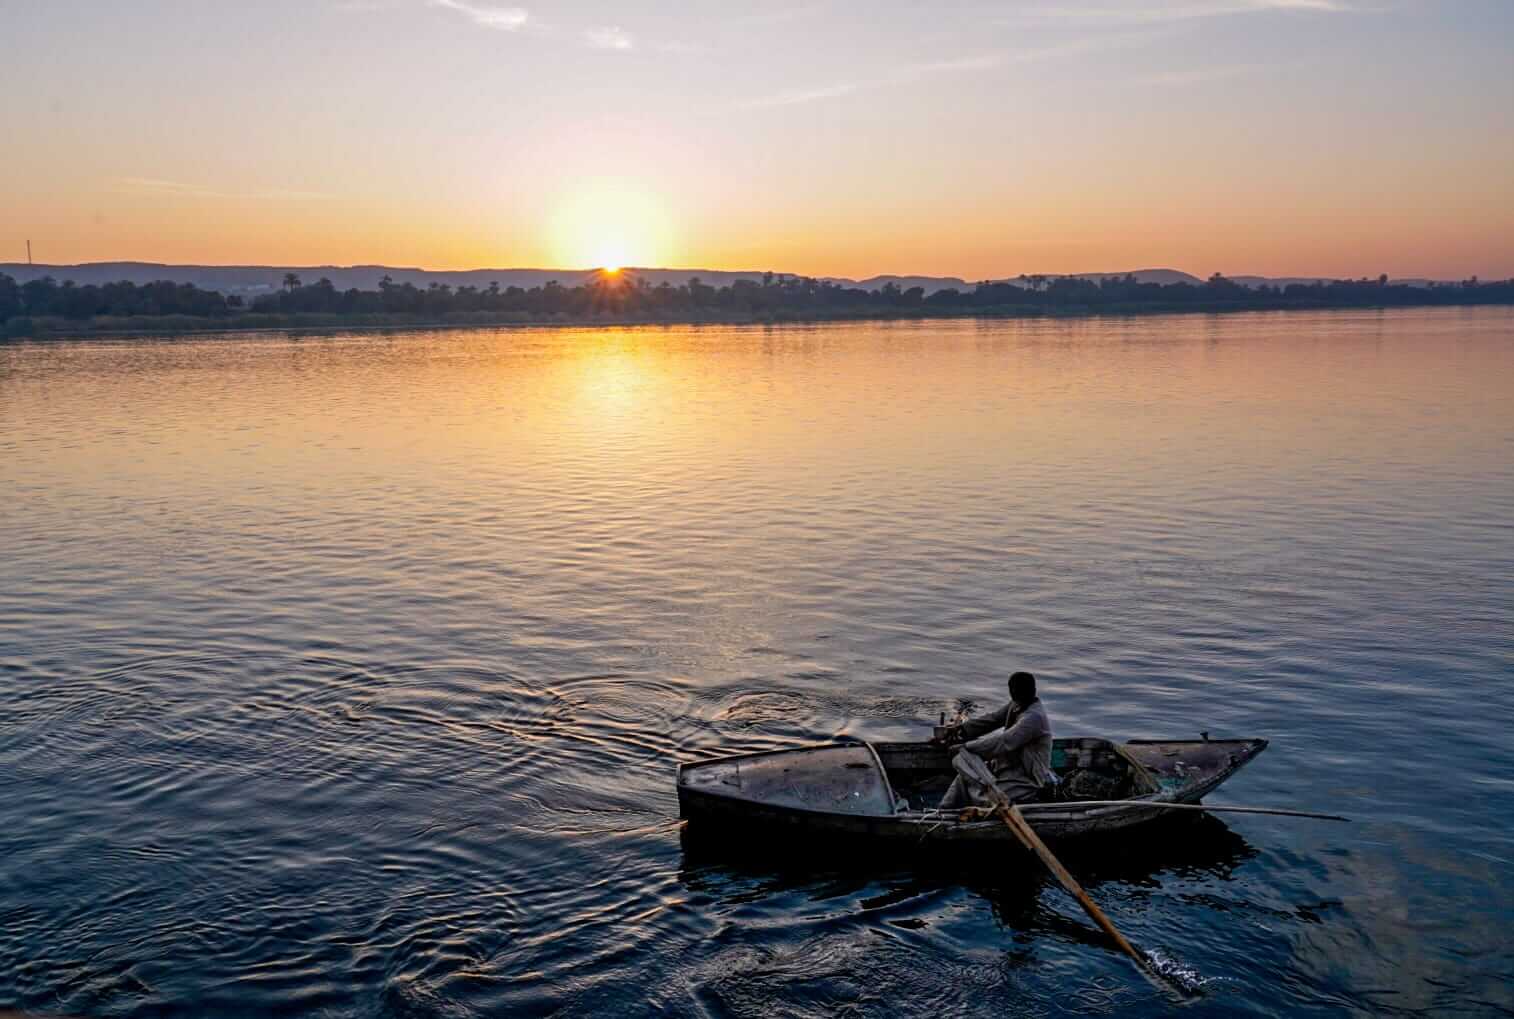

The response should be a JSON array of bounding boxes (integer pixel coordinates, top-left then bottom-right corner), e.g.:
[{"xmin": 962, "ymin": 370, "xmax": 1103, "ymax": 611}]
[{"xmin": 3, "ymin": 0, "xmax": 1512, "ymax": 279}]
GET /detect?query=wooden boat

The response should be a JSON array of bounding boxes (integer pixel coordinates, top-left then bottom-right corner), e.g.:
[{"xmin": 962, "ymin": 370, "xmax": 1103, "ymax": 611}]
[{"xmin": 678, "ymin": 736, "xmax": 1268, "ymax": 844}]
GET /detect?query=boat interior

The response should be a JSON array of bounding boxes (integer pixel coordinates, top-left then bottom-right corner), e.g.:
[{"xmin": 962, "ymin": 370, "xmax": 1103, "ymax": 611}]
[{"xmin": 876, "ymin": 738, "xmax": 1163, "ymax": 811}]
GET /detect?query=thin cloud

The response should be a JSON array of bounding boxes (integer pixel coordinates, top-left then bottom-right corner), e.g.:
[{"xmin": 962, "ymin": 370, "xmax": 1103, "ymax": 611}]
[
  {"xmin": 1000, "ymin": 29, "xmax": 1175, "ymax": 65},
  {"xmin": 742, "ymin": 56, "xmax": 999, "ymax": 109},
  {"xmin": 744, "ymin": 29, "xmax": 1170, "ymax": 109},
  {"xmin": 116, "ymin": 178, "xmax": 329, "ymax": 202},
  {"xmin": 1024, "ymin": 0, "xmax": 1357, "ymax": 25},
  {"xmin": 428, "ymin": 0, "xmax": 528, "ymax": 31},
  {"xmin": 586, "ymin": 26, "xmax": 633, "ymax": 51},
  {"xmin": 908, "ymin": 54, "xmax": 1005, "ymax": 74},
  {"xmin": 117, "ymin": 178, "xmax": 223, "ymax": 199},
  {"xmin": 741, "ymin": 82, "xmax": 863, "ymax": 109},
  {"xmin": 1138, "ymin": 62, "xmax": 1268, "ymax": 85},
  {"xmin": 254, "ymin": 188, "xmax": 333, "ymax": 202}
]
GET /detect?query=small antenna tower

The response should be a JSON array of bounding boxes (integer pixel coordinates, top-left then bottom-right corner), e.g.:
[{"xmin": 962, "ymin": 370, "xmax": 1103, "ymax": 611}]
[{"xmin": 27, "ymin": 240, "xmax": 32, "ymax": 266}]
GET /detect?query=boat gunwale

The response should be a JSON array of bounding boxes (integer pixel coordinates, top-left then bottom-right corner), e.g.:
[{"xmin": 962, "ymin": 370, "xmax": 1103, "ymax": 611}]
[{"xmin": 678, "ymin": 737, "xmax": 1266, "ymax": 832}]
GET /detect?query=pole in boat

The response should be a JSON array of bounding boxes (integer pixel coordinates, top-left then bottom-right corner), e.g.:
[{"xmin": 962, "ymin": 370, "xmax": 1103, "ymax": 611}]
[
  {"xmin": 1018, "ymin": 800, "xmax": 1349, "ymax": 822},
  {"xmin": 952, "ymin": 751, "xmax": 1154, "ymax": 975}
]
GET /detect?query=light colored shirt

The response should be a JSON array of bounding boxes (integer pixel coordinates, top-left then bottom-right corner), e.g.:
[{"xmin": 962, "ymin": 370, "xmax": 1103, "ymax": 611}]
[{"xmin": 962, "ymin": 698, "xmax": 1054, "ymax": 794}]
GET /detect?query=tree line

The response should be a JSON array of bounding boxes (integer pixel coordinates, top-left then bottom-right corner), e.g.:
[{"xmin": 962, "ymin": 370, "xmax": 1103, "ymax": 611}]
[
  {"xmin": 3, "ymin": 269, "xmax": 1512, "ymax": 329},
  {"xmin": 0, "ymin": 275, "xmax": 241, "ymax": 321}
]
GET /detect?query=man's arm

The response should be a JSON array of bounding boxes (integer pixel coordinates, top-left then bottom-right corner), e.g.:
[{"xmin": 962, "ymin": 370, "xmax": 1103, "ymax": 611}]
[
  {"xmin": 954, "ymin": 703, "xmax": 1010, "ymax": 742},
  {"xmin": 965, "ymin": 705, "xmax": 1046, "ymax": 758}
]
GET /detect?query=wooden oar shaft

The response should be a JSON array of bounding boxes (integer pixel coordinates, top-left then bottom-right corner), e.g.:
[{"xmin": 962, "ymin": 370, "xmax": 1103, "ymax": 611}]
[
  {"xmin": 1001, "ymin": 804, "xmax": 1147, "ymax": 967},
  {"xmin": 1017, "ymin": 800, "xmax": 1349, "ymax": 822},
  {"xmin": 952, "ymin": 752, "xmax": 1152, "ymax": 973}
]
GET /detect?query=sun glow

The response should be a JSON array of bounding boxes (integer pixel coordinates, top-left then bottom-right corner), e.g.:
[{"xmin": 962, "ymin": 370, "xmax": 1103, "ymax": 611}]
[
  {"xmin": 594, "ymin": 248, "xmax": 626, "ymax": 274},
  {"xmin": 550, "ymin": 183, "xmax": 673, "ymax": 271}
]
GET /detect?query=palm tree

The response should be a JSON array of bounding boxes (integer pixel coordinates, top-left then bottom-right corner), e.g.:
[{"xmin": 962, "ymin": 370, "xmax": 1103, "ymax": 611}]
[{"xmin": 283, "ymin": 273, "xmax": 302, "ymax": 292}]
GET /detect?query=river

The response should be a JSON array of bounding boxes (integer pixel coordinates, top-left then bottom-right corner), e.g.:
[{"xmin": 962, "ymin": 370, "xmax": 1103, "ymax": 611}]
[{"xmin": 2, "ymin": 308, "xmax": 1511, "ymax": 1016}]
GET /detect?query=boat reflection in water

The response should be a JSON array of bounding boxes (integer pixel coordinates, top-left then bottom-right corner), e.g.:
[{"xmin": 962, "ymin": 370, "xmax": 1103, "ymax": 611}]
[
  {"xmin": 679, "ymin": 809, "xmax": 1257, "ymax": 894},
  {"xmin": 676, "ymin": 813, "xmax": 1258, "ymax": 1006}
]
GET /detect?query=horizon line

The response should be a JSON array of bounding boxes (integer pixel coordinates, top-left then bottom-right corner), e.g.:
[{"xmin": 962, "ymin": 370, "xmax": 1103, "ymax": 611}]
[{"xmin": 0, "ymin": 259, "xmax": 1500, "ymax": 284}]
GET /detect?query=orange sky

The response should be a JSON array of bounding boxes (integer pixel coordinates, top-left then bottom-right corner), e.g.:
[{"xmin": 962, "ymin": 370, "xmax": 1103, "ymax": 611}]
[{"xmin": 4, "ymin": 1, "xmax": 1512, "ymax": 279}]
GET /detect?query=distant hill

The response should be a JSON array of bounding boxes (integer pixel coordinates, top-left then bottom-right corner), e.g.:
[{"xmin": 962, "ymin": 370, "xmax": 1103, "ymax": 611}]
[
  {"xmin": 0, "ymin": 262, "xmax": 782, "ymax": 296},
  {"xmin": 0, "ymin": 262, "xmax": 997, "ymax": 296},
  {"xmin": 0, "ymin": 262, "xmax": 1454, "ymax": 296},
  {"xmin": 0, "ymin": 262, "xmax": 994, "ymax": 296}
]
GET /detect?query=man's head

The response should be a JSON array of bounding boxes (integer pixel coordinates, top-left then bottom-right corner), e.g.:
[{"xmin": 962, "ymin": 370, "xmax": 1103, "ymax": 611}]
[{"xmin": 1008, "ymin": 671, "xmax": 1037, "ymax": 707}]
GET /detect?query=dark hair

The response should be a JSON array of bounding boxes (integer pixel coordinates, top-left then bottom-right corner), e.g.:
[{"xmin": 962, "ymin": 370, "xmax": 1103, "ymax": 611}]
[{"xmin": 1008, "ymin": 671, "xmax": 1037, "ymax": 704}]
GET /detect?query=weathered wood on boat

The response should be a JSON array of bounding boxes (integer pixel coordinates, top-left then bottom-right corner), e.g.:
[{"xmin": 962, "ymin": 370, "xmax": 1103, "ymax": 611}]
[{"xmin": 676, "ymin": 736, "xmax": 1270, "ymax": 844}]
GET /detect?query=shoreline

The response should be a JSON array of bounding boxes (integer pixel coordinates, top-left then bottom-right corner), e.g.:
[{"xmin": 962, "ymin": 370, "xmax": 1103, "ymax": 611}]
[{"xmin": 4, "ymin": 297, "xmax": 1511, "ymax": 341}]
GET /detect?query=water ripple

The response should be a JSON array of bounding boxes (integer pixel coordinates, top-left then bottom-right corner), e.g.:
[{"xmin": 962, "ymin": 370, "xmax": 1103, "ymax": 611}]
[{"xmin": 1, "ymin": 309, "xmax": 1512, "ymax": 1017}]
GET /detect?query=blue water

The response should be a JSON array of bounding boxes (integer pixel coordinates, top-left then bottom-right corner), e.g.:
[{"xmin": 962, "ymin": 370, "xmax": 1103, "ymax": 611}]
[{"xmin": 2, "ymin": 308, "xmax": 1512, "ymax": 1017}]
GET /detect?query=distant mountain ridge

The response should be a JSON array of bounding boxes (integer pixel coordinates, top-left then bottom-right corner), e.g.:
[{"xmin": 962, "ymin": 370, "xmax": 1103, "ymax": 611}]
[
  {"xmin": 0, "ymin": 262, "xmax": 993, "ymax": 295},
  {"xmin": 0, "ymin": 261, "xmax": 1447, "ymax": 296}
]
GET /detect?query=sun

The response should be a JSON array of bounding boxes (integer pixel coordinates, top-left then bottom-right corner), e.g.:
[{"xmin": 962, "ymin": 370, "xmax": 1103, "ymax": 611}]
[
  {"xmin": 550, "ymin": 183, "xmax": 673, "ymax": 270},
  {"xmin": 593, "ymin": 244, "xmax": 627, "ymax": 274}
]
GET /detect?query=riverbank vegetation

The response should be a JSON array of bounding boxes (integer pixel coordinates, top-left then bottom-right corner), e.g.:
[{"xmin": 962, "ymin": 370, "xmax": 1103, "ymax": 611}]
[{"xmin": 3, "ymin": 269, "xmax": 1512, "ymax": 337}]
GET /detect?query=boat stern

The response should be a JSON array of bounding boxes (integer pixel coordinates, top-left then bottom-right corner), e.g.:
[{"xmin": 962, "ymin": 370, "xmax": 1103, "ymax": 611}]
[{"xmin": 678, "ymin": 742, "xmax": 900, "ymax": 823}]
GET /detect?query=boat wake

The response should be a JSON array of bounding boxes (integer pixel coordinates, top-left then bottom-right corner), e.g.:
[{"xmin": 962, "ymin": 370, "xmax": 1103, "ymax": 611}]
[{"xmin": 1142, "ymin": 948, "xmax": 1219, "ymax": 996}]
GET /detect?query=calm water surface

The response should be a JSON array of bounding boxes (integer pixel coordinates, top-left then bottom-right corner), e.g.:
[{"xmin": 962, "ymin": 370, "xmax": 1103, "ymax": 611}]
[{"xmin": 2, "ymin": 309, "xmax": 1512, "ymax": 1017}]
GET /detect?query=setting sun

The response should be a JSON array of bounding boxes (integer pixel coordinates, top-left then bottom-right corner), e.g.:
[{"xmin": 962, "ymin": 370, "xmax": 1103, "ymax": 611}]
[
  {"xmin": 593, "ymin": 248, "xmax": 626, "ymax": 274},
  {"xmin": 549, "ymin": 182, "xmax": 673, "ymax": 271}
]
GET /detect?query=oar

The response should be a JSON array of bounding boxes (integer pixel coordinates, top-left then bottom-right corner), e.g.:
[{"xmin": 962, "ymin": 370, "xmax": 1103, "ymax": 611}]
[
  {"xmin": 1018, "ymin": 801, "xmax": 1350, "ymax": 822},
  {"xmin": 951, "ymin": 752, "xmax": 1157, "ymax": 977}
]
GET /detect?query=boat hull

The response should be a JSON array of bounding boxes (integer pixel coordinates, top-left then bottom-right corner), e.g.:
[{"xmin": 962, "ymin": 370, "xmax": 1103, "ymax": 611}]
[{"xmin": 677, "ymin": 738, "xmax": 1268, "ymax": 845}]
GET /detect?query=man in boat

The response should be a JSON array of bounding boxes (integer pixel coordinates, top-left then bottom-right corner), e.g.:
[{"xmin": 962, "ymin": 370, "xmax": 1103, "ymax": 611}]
[{"xmin": 935, "ymin": 671, "xmax": 1054, "ymax": 809}]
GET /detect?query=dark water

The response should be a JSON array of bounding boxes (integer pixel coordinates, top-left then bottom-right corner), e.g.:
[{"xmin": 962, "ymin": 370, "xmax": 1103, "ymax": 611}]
[{"xmin": 2, "ymin": 308, "xmax": 1512, "ymax": 1017}]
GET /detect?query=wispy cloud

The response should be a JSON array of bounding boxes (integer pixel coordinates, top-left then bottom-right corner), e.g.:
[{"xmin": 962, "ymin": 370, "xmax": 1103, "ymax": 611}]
[
  {"xmin": 908, "ymin": 54, "xmax": 1005, "ymax": 74},
  {"xmin": 1024, "ymin": 0, "xmax": 1357, "ymax": 25},
  {"xmin": 116, "ymin": 178, "xmax": 329, "ymax": 202},
  {"xmin": 424, "ymin": 1, "xmax": 636, "ymax": 52},
  {"xmin": 1138, "ymin": 62, "xmax": 1269, "ymax": 85},
  {"xmin": 586, "ymin": 25, "xmax": 633, "ymax": 51},
  {"xmin": 742, "ymin": 82, "xmax": 863, "ymax": 109},
  {"xmin": 428, "ymin": 0, "xmax": 527, "ymax": 31},
  {"xmin": 743, "ymin": 29, "xmax": 1170, "ymax": 109}
]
